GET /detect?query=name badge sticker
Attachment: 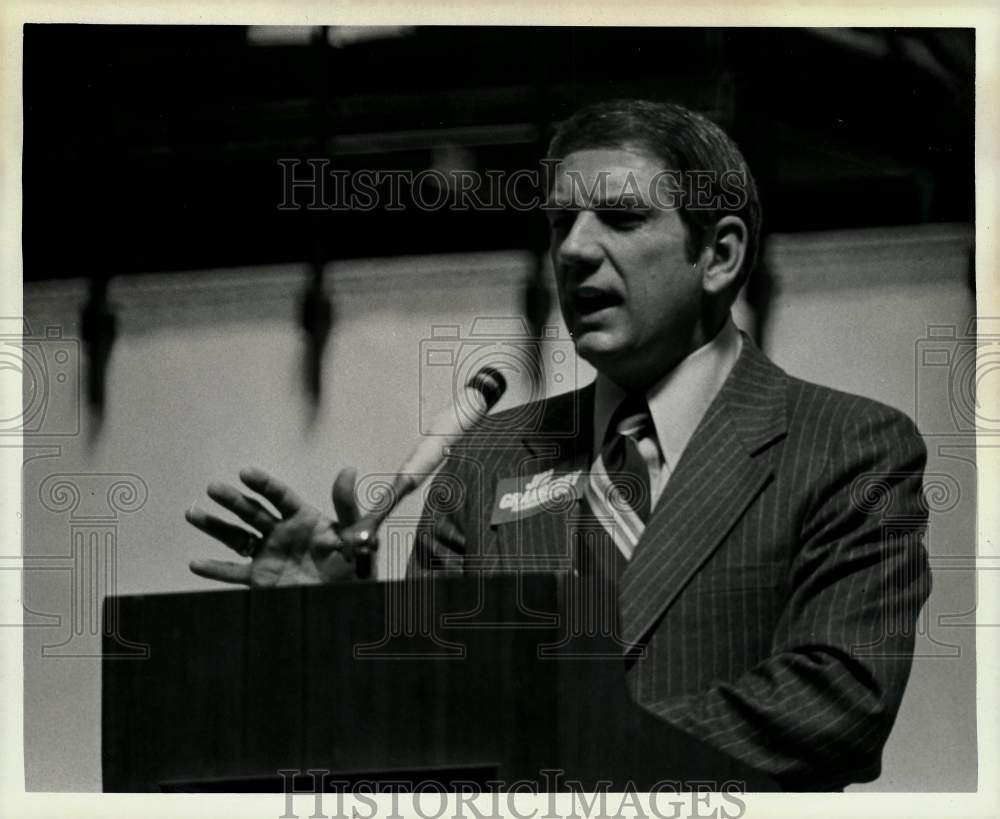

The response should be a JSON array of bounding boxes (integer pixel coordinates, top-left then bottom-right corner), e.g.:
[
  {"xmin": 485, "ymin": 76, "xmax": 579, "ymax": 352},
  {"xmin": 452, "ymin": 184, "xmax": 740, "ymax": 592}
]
[{"xmin": 490, "ymin": 468, "xmax": 584, "ymax": 525}]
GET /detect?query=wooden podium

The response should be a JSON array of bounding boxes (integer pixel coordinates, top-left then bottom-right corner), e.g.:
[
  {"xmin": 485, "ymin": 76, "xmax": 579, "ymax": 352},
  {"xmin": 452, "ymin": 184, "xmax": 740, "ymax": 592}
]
[{"xmin": 102, "ymin": 574, "xmax": 777, "ymax": 792}]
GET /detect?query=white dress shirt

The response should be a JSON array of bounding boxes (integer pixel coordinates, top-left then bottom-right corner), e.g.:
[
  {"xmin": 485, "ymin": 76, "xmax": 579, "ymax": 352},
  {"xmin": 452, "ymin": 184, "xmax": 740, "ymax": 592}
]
[{"xmin": 591, "ymin": 316, "xmax": 743, "ymax": 511}]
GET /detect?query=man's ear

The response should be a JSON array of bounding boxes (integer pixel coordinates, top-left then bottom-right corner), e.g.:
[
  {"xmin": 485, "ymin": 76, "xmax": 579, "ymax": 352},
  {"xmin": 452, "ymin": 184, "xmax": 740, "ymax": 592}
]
[{"xmin": 698, "ymin": 215, "xmax": 748, "ymax": 296}]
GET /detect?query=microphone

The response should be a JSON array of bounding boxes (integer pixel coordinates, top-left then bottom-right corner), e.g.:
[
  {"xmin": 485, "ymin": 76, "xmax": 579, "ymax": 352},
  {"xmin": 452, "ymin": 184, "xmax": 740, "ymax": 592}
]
[
  {"xmin": 393, "ymin": 365, "xmax": 506, "ymax": 491},
  {"xmin": 341, "ymin": 366, "xmax": 507, "ymax": 578}
]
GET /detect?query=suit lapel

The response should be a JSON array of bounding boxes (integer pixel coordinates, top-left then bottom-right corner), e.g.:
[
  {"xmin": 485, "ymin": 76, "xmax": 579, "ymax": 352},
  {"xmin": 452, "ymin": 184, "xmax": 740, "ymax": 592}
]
[
  {"xmin": 618, "ymin": 338, "xmax": 789, "ymax": 651},
  {"xmin": 491, "ymin": 386, "xmax": 594, "ymax": 566}
]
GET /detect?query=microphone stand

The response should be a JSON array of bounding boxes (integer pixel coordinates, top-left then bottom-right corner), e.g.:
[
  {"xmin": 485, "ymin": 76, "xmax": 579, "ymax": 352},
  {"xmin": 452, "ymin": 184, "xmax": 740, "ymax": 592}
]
[
  {"xmin": 338, "ymin": 366, "xmax": 506, "ymax": 580},
  {"xmin": 337, "ymin": 473, "xmax": 415, "ymax": 581}
]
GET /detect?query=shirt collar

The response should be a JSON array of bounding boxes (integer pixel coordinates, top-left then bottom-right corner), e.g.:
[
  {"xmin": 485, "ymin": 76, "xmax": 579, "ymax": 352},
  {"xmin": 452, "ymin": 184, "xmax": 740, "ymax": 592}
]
[{"xmin": 592, "ymin": 316, "xmax": 743, "ymax": 471}]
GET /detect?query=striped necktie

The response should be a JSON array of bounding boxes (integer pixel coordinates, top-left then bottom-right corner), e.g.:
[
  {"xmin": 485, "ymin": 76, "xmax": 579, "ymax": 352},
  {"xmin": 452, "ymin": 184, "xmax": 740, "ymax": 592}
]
[{"xmin": 585, "ymin": 394, "xmax": 655, "ymax": 560}]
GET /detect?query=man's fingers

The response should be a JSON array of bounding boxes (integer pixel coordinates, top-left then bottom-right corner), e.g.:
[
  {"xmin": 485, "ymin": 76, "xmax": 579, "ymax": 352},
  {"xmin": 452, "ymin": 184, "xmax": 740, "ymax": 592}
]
[
  {"xmin": 185, "ymin": 505, "xmax": 259, "ymax": 554},
  {"xmin": 239, "ymin": 467, "xmax": 303, "ymax": 518},
  {"xmin": 188, "ymin": 558, "xmax": 252, "ymax": 585},
  {"xmin": 206, "ymin": 480, "xmax": 280, "ymax": 533},
  {"xmin": 332, "ymin": 467, "xmax": 359, "ymax": 527}
]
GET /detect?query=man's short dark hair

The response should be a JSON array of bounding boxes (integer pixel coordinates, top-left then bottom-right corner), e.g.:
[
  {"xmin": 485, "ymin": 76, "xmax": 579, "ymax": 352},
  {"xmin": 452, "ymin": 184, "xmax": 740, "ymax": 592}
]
[{"xmin": 547, "ymin": 98, "xmax": 762, "ymax": 283}]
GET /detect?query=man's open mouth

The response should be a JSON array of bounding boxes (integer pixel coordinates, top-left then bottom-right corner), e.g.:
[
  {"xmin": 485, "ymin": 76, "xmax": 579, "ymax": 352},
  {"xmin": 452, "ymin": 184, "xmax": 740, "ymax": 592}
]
[{"xmin": 573, "ymin": 286, "xmax": 622, "ymax": 315}]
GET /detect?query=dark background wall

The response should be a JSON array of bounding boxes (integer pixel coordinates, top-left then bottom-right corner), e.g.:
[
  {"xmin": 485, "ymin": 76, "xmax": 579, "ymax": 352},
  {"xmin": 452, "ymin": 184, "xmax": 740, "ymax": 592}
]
[{"xmin": 23, "ymin": 26, "xmax": 973, "ymax": 278}]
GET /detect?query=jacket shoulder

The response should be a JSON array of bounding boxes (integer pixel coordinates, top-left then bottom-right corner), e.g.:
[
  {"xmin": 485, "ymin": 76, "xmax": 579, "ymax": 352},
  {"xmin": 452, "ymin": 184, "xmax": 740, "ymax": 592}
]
[
  {"xmin": 470, "ymin": 386, "xmax": 590, "ymax": 442},
  {"xmin": 781, "ymin": 368, "xmax": 923, "ymax": 441}
]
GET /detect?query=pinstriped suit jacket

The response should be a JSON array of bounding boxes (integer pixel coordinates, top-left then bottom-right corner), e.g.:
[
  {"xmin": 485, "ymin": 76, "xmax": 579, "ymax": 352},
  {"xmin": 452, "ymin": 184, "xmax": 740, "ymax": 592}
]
[{"xmin": 409, "ymin": 336, "xmax": 931, "ymax": 791}]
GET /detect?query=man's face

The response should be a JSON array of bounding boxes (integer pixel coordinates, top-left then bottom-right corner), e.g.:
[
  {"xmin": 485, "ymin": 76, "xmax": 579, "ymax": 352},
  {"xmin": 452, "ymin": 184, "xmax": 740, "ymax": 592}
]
[{"xmin": 547, "ymin": 146, "xmax": 705, "ymax": 389}]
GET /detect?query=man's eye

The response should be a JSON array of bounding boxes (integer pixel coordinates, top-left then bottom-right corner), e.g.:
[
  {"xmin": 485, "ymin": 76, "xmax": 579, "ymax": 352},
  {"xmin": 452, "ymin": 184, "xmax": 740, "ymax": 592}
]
[
  {"xmin": 547, "ymin": 211, "xmax": 576, "ymax": 231},
  {"xmin": 599, "ymin": 209, "xmax": 645, "ymax": 229}
]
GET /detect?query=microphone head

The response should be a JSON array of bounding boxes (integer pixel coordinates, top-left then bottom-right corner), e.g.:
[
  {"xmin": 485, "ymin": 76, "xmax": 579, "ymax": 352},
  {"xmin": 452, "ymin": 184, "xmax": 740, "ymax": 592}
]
[{"xmin": 466, "ymin": 366, "xmax": 507, "ymax": 410}]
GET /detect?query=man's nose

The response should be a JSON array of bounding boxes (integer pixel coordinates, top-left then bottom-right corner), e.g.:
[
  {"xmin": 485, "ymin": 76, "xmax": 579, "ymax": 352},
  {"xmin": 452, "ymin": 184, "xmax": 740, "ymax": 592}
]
[{"xmin": 557, "ymin": 211, "xmax": 603, "ymax": 267}]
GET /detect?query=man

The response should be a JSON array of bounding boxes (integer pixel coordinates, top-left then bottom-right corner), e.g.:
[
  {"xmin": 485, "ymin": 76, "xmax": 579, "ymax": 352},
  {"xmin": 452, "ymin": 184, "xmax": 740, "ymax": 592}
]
[{"xmin": 187, "ymin": 99, "xmax": 931, "ymax": 791}]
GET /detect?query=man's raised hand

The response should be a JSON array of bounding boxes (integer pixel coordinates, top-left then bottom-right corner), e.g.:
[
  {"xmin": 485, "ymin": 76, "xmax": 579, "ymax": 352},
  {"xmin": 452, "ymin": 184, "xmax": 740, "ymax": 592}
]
[{"xmin": 186, "ymin": 466, "xmax": 361, "ymax": 586}]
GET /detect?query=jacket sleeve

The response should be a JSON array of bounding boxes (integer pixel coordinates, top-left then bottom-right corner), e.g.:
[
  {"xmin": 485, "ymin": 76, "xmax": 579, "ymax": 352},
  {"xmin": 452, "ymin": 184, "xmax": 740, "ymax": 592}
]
[{"xmin": 643, "ymin": 403, "xmax": 931, "ymax": 790}]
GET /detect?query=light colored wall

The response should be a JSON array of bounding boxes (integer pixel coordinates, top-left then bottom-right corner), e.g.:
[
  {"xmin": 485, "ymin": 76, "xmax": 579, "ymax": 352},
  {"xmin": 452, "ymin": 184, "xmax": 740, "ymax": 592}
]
[
  {"xmin": 21, "ymin": 223, "xmax": 976, "ymax": 791},
  {"xmin": 761, "ymin": 226, "xmax": 977, "ymax": 793}
]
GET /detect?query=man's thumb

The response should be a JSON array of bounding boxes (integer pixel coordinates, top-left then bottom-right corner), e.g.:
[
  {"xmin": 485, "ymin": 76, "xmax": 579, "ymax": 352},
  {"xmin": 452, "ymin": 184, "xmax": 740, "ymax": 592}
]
[{"xmin": 332, "ymin": 467, "xmax": 359, "ymax": 527}]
